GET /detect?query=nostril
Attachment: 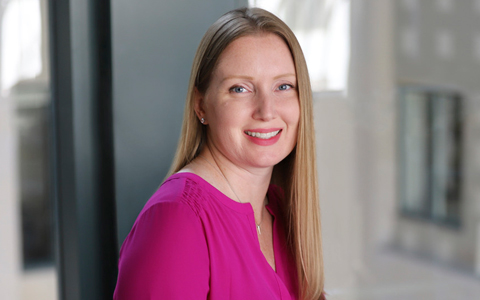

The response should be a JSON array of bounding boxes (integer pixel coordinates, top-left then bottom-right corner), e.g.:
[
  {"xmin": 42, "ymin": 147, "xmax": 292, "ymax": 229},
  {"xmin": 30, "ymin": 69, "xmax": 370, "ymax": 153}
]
[{"xmin": 254, "ymin": 99, "xmax": 277, "ymax": 121}]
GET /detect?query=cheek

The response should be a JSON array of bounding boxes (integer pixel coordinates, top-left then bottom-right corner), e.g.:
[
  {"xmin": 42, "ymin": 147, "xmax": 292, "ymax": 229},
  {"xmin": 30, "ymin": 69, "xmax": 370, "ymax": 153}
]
[
  {"xmin": 284, "ymin": 100, "xmax": 300, "ymax": 128},
  {"xmin": 206, "ymin": 103, "xmax": 246, "ymax": 137},
  {"xmin": 211, "ymin": 98, "xmax": 251, "ymax": 122}
]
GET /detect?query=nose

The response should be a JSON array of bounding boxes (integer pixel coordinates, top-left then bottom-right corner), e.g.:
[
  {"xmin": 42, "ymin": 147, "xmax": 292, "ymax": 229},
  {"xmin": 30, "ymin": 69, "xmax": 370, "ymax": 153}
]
[{"xmin": 253, "ymin": 90, "xmax": 277, "ymax": 121}]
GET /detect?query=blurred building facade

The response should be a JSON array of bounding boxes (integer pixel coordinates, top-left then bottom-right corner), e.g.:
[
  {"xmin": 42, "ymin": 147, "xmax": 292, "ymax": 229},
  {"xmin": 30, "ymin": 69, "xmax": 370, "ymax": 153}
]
[
  {"xmin": 1, "ymin": 0, "xmax": 480, "ymax": 299},
  {"xmin": 312, "ymin": 1, "xmax": 480, "ymax": 298}
]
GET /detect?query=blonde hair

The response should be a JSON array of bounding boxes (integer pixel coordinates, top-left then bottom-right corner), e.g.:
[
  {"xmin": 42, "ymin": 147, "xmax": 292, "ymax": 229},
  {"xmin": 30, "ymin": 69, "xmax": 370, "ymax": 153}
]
[{"xmin": 167, "ymin": 7, "xmax": 324, "ymax": 299}]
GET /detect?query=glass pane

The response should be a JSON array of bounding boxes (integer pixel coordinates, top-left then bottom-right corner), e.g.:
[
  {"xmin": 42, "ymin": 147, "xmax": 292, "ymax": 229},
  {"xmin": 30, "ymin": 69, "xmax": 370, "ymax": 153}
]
[
  {"xmin": 401, "ymin": 90, "xmax": 429, "ymax": 215},
  {"xmin": 0, "ymin": 0, "xmax": 58, "ymax": 299},
  {"xmin": 398, "ymin": 87, "xmax": 463, "ymax": 225},
  {"xmin": 431, "ymin": 93, "xmax": 462, "ymax": 224}
]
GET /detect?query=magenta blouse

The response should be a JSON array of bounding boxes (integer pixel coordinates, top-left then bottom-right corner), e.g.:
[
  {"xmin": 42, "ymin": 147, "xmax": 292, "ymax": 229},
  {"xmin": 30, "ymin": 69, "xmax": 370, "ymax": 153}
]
[{"xmin": 114, "ymin": 172, "xmax": 298, "ymax": 299}]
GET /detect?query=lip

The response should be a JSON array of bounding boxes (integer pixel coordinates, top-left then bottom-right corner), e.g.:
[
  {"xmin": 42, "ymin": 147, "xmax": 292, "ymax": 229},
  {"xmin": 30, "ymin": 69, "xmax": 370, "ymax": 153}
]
[
  {"xmin": 244, "ymin": 128, "xmax": 282, "ymax": 133},
  {"xmin": 244, "ymin": 128, "xmax": 282, "ymax": 146}
]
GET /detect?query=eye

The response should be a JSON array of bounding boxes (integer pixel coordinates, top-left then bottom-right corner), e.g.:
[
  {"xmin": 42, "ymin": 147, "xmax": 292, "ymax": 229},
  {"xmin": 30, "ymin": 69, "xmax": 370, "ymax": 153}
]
[
  {"xmin": 277, "ymin": 84, "xmax": 294, "ymax": 91},
  {"xmin": 229, "ymin": 86, "xmax": 248, "ymax": 93}
]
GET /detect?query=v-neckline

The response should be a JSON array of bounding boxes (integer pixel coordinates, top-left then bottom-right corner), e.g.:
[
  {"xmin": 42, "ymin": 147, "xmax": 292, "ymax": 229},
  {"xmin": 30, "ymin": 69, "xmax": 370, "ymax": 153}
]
[
  {"xmin": 173, "ymin": 172, "xmax": 282, "ymax": 274},
  {"xmin": 255, "ymin": 203, "xmax": 277, "ymax": 273}
]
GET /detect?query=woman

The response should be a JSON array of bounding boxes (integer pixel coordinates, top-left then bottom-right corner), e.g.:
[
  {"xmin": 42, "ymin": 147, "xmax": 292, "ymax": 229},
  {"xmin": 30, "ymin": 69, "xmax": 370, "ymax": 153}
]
[{"xmin": 114, "ymin": 7, "xmax": 325, "ymax": 300}]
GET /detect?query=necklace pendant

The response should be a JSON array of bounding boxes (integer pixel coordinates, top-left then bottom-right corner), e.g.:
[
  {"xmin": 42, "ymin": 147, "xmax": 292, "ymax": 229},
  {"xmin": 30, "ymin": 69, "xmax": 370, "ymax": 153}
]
[{"xmin": 257, "ymin": 224, "xmax": 261, "ymax": 235}]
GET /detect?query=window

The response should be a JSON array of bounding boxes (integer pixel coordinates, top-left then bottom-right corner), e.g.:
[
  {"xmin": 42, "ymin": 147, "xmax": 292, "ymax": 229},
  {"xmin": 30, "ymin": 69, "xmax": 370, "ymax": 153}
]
[{"xmin": 398, "ymin": 86, "xmax": 463, "ymax": 227}]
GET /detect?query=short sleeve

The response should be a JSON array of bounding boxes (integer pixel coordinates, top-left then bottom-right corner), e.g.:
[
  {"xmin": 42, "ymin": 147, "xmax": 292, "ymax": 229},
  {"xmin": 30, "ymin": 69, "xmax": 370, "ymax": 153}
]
[{"xmin": 114, "ymin": 201, "xmax": 210, "ymax": 300}]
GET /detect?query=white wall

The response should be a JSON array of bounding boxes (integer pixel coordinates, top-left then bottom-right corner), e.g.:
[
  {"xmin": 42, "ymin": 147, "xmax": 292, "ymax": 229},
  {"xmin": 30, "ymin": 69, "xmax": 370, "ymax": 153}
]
[
  {"xmin": 0, "ymin": 94, "xmax": 21, "ymax": 299},
  {"xmin": 317, "ymin": 0, "xmax": 397, "ymax": 291},
  {"xmin": 315, "ymin": 92, "xmax": 362, "ymax": 290}
]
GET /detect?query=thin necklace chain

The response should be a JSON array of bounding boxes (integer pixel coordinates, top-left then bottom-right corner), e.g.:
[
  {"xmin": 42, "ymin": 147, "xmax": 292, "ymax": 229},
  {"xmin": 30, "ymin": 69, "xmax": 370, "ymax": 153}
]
[{"xmin": 199, "ymin": 155, "xmax": 265, "ymax": 235}]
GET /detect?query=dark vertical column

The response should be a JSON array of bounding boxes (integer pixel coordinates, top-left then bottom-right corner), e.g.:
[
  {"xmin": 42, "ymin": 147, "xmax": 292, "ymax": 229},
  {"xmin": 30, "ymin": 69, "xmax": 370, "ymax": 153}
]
[
  {"xmin": 451, "ymin": 94, "xmax": 463, "ymax": 223},
  {"xmin": 426, "ymin": 92, "xmax": 434, "ymax": 218},
  {"xmin": 93, "ymin": 0, "xmax": 118, "ymax": 297},
  {"xmin": 49, "ymin": 0, "xmax": 79, "ymax": 298},
  {"xmin": 49, "ymin": 0, "xmax": 117, "ymax": 299}
]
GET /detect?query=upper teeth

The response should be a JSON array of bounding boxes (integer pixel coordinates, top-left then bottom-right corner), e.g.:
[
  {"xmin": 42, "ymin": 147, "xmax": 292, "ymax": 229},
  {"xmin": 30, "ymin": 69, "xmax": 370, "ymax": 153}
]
[{"xmin": 245, "ymin": 130, "xmax": 281, "ymax": 139}]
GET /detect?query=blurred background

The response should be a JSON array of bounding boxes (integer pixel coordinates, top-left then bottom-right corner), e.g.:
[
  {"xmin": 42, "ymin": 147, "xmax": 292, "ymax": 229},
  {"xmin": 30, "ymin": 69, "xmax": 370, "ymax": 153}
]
[{"xmin": 1, "ymin": 0, "xmax": 480, "ymax": 299}]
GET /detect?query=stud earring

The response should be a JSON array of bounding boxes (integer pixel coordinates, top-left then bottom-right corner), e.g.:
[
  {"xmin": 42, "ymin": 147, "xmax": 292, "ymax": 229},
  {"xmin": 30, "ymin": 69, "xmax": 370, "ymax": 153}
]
[{"xmin": 200, "ymin": 117, "xmax": 205, "ymax": 124}]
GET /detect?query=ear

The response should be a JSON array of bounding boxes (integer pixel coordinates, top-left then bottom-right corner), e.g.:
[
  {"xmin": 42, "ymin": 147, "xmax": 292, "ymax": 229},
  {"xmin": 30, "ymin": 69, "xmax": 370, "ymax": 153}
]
[{"xmin": 194, "ymin": 87, "xmax": 208, "ymax": 124}]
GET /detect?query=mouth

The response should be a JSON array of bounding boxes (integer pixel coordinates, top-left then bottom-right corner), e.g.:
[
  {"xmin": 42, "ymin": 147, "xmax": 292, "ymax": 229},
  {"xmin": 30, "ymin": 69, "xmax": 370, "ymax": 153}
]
[{"xmin": 244, "ymin": 129, "xmax": 281, "ymax": 139}]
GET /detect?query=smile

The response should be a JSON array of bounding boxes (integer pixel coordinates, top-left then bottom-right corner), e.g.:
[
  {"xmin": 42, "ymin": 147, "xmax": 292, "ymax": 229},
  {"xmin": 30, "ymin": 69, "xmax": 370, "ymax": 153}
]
[{"xmin": 245, "ymin": 130, "xmax": 281, "ymax": 139}]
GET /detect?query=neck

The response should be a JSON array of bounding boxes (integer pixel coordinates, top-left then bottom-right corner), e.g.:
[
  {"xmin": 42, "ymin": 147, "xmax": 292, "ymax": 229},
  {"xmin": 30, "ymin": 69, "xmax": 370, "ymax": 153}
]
[{"xmin": 200, "ymin": 144, "xmax": 272, "ymax": 211}]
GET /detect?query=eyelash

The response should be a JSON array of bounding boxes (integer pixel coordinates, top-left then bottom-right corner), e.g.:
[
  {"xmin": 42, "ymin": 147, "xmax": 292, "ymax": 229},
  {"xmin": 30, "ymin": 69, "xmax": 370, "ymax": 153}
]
[
  {"xmin": 229, "ymin": 84, "xmax": 295, "ymax": 93},
  {"xmin": 229, "ymin": 86, "xmax": 247, "ymax": 93}
]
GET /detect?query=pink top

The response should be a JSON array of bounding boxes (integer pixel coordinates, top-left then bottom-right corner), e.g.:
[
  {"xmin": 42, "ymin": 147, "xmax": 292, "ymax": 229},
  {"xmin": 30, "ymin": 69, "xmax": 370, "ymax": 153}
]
[{"xmin": 114, "ymin": 172, "xmax": 298, "ymax": 299}]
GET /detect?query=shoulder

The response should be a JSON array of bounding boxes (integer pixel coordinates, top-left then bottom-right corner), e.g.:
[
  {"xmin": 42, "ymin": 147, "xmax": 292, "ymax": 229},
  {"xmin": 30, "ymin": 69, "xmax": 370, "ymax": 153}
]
[
  {"xmin": 115, "ymin": 172, "xmax": 211, "ymax": 299},
  {"xmin": 140, "ymin": 172, "xmax": 210, "ymax": 219},
  {"xmin": 120, "ymin": 172, "xmax": 214, "ymax": 258}
]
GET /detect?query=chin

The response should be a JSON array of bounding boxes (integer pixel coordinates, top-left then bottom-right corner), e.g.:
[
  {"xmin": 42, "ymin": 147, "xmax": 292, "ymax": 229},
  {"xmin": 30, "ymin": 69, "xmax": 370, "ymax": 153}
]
[{"xmin": 250, "ymin": 152, "xmax": 290, "ymax": 169}]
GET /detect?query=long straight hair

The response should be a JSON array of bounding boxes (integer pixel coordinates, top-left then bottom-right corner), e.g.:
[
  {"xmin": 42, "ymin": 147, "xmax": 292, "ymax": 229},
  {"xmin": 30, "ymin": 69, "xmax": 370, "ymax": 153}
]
[{"xmin": 167, "ymin": 7, "xmax": 324, "ymax": 299}]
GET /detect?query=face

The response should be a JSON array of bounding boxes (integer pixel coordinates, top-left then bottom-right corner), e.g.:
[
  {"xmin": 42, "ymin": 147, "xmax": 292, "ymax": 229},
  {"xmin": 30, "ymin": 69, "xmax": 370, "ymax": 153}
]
[{"xmin": 196, "ymin": 33, "xmax": 300, "ymax": 170}]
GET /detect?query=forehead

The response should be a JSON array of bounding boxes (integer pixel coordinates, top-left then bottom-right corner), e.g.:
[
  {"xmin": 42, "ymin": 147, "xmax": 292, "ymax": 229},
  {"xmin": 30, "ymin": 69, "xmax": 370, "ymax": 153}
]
[{"xmin": 213, "ymin": 33, "xmax": 296, "ymax": 79}]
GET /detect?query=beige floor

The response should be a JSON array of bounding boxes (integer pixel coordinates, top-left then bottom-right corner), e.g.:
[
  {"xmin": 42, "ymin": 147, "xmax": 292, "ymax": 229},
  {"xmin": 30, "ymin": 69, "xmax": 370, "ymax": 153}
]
[
  {"xmin": 18, "ymin": 251, "xmax": 480, "ymax": 300},
  {"xmin": 21, "ymin": 267, "xmax": 57, "ymax": 300},
  {"xmin": 326, "ymin": 250, "xmax": 480, "ymax": 300}
]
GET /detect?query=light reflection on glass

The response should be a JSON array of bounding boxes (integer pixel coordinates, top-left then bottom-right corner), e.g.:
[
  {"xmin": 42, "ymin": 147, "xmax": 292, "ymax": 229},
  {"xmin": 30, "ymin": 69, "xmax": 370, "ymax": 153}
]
[{"xmin": 249, "ymin": 0, "xmax": 350, "ymax": 92}]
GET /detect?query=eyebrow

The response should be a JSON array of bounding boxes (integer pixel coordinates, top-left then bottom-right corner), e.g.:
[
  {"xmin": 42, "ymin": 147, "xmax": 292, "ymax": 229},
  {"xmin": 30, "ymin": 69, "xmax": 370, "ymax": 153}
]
[
  {"xmin": 221, "ymin": 73, "xmax": 296, "ymax": 83},
  {"xmin": 273, "ymin": 73, "xmax": 296, "ymax": 80},
  {"xmin": 221, "ymin": 75, "xmax": 254, "ymax": 83}
]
